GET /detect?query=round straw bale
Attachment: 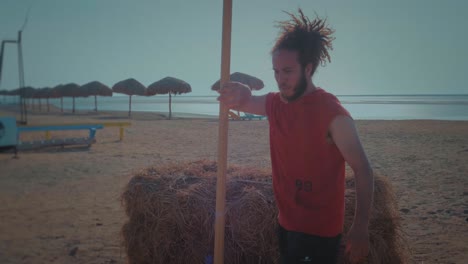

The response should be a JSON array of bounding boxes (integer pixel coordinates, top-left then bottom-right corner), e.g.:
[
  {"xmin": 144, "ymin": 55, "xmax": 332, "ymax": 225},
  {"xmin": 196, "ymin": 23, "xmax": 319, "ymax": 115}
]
[
  {"xmin": 121, "ymin": 160, "xmax": 409, "ymax": 264},
  {"xmin": 341, "ymin": 174, "xmax": 410, "ymax": 263}
]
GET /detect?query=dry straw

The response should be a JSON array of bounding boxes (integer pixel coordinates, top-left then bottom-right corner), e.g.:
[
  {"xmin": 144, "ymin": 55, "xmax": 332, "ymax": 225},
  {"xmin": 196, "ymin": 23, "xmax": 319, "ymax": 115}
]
[{"xmin": 121, "ymin": 160, "xmax": 409, "ymax": 264}]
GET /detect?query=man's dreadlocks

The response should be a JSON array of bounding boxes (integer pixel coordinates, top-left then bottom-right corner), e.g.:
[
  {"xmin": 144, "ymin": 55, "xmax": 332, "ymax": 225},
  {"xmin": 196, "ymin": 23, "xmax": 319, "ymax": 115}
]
[{"xmin": 272, "ymin": 8, "xmax": 335, "ymax": 77}]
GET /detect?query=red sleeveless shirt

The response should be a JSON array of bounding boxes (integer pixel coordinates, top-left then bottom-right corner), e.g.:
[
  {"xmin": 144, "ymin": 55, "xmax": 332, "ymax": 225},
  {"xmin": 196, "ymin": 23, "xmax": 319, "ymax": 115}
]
[{"xmin": 265, "ymin": 88, "xmax": 351, "ymax": 237}]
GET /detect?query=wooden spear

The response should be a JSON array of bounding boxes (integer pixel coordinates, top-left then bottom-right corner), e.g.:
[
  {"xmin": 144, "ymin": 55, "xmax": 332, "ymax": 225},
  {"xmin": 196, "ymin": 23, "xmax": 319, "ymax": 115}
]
[{"xmin": 214, "ymin": 0, "xmax": 232, "ymax": 263}]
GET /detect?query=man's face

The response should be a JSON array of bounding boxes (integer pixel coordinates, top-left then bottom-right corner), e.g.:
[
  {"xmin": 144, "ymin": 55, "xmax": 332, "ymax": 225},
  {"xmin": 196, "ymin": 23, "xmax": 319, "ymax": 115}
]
[{"xmin": 272, "ymin": 49, "xmax": 308, "ymax": 102}]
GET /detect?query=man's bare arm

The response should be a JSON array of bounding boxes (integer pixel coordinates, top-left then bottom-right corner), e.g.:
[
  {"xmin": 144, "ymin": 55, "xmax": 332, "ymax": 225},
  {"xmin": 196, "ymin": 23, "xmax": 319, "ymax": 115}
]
[
  {"xmin": 235, "ymin": 94, "xmax": 267, "ymax": 116},
  {"xmin": 217, "ymin": 81, "xmax": 267, "ymax": 116},
  {"xmin": 330, "ymin": 115, "xmax": 374, "ymax": 263},
  {"xmin": 330, "ymin": 115, "xmax": 373, "ymax": 225}
]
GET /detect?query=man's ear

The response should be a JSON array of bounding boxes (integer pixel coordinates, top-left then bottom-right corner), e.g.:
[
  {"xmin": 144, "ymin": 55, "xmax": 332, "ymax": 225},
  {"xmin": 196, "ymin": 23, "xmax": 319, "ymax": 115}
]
[{"xmin": 305, "ymin": 63, "xmax": 314, "ymax": 76}]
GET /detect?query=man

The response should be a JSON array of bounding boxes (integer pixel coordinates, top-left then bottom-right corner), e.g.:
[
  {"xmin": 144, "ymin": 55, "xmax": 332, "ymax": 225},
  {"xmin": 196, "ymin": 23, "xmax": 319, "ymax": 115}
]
[{"xmin": 217, "ymin": 9, "xmax": 374, "ymax": 264}]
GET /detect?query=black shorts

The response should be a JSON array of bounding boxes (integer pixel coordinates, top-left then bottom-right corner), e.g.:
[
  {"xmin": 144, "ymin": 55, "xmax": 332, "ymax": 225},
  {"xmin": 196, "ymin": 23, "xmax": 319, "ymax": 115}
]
[{"xmin": 277, "ymin": 225, "xmax": 342, "ymax": 264}]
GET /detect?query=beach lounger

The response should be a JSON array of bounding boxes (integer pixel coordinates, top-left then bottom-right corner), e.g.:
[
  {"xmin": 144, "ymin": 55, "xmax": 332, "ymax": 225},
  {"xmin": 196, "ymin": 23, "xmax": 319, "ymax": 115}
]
[
  {"xmin": 228, "ymin": 110, "xmax": 241, "ymax": 121},
  {"xmin": 0, "ymin": 116, "xmax": 104, "ymax": 156},
  {"xmin": 16, "ymin": 123, "xmax": 104, "ymax": 150},
  {"xmin": 99, "ymin": 121, "xmax": 131, "ymax": 141},
  {"xmin": 38, "ymin": 122, "xmax": 131, "ymax": 141},
  {"xmin": 240, "ymin": 113, "xmax": 266, "ymax": 120}
]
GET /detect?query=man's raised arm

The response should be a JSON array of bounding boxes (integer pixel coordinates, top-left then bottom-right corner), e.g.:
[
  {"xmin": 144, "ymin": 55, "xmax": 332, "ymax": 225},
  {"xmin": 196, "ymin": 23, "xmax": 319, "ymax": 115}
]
[{"xmin": 217, "ymin": 81, "xmax": 267, "ymax": 116}]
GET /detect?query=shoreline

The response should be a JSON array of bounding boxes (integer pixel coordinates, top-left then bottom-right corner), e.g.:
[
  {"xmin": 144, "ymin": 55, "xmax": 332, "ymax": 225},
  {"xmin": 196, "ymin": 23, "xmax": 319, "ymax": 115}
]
[
  {"xmin": 0, "ymin": 105, "xmax": 218, "ymax": 122},
  {"xmin": 2, "ymin": 104, "xmax": 468, "ymax": 122},
  {"xmin": 3, "ymin": 93, "xmax": 468, "ymax": 121}
]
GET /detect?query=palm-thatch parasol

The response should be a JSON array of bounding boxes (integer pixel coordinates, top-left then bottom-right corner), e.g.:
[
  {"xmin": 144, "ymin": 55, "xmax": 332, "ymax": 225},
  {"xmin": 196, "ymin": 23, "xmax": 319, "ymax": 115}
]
[
  {"xmin": 0, "ymin": 89, "xmax": 9, "ymax": 102},
  {"xmin": 0, "ymin": 89, "xmax": 16, "ymax": 104},
  {"xmin": 10, "ymin": 86, "xmax": 36, "ymax": 97},
  {"xmin": 60, "ymin": 83, "xmax": 85, "ymax": 113},
  {"xmin": 51, "ymin": 84, "xmax": 64, "ymax": 112},
  {"xmin": 146, "ymin": 76, "xmax": 192, "ymax": 120},
  {"xmin": 112, "ymin": 78, "xmax": 146, "ymax": 117},
  {"xmin": 81, "ymin": 81, "xmax": 113, "ymax": 112},
  {"xmin": 10, "ymin": 86, "xmax": 36, "ymax": 109},
  {"xmin": 211, "ymin": 72, "xmax": 264, "ymax": 91},
  {"xmin": 28, "ymin": 87, "xmax": 40, "ymax": 110},
  {"xmin": 34, "ymin": 87, "xmax": 53, "ymax": 112},
  {"xmin": 212, "ymin": 72, "xmax": 264, "ymax": 116},
  {"xmin": 33, "ymin": 87, "xmax": 46, "ymax": 111},
  {"xmin": 46, "ymin": 86, "xmax": 62, "ymax": 112},
  {"xmin": 31, "ymin": 88, "xmax": 40, "ymax": 110}
]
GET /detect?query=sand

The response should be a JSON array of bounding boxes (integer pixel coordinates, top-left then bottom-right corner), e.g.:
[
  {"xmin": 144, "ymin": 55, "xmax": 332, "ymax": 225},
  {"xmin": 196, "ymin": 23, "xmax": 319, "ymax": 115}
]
[{"xmin": 0, "ymin": 107, "xmax": 467, "ymax": 263}]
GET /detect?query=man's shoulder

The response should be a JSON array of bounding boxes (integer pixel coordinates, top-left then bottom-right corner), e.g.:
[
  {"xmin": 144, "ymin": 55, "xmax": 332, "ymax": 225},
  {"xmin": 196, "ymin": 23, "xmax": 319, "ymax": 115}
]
[
  {"xmin": 267, "ymin": 92, "xmax": 280, "ymax": 99},
  {"xmin": 309, "ymin": 88, "xmax": 351, "ymax": 122},
  {"xmin": 316, "ymin": 88, "xmax": 340, "ymax": 102},
  {"xmin": 265, "ymin": 92, "xmax": 281, "ymax": 105}
]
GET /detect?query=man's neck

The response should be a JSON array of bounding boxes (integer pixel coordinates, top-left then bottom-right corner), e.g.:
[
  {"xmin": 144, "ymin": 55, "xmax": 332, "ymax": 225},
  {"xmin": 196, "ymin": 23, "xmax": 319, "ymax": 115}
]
[{"xmin": 303, "ymin": 83, "xmax": 318, "ymax": 96}]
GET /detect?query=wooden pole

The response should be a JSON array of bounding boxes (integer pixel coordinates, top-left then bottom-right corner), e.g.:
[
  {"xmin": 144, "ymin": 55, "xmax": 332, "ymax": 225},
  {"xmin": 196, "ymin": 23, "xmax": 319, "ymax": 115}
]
[
  {"xmin": 18, "ymin": 30, "xmax": 27, "ymax": 124},
  {"xmin": 214, "ymin": 0, "xmax": 232, "ymax": 263}
]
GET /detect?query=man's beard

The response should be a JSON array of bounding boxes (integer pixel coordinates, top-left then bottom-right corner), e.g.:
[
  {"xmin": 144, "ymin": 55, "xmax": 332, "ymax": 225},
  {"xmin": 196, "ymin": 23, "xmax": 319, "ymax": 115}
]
[{"xmin": 280, "ymin": 71, "xmax": 308, "ymax": 103}]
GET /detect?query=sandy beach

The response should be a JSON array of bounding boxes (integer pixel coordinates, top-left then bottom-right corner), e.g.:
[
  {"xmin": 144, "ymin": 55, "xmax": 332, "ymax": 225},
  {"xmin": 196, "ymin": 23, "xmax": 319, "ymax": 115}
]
[{"xmin": 0, "ymin": 107, "xmax": 467, "ymax": 264}]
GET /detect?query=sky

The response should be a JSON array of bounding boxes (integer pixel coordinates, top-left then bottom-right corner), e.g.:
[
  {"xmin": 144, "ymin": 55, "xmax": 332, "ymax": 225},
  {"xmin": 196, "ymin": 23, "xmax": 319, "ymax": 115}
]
[{"xmin": 1, "ymin": 0, "xmax": 467, "ymax": 96}]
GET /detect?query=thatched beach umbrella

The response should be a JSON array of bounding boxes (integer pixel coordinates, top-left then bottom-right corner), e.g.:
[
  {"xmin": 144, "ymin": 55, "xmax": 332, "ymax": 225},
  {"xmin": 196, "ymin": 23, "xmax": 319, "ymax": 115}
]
[
  {"xmin": 146, "ymin": 76, "xmax": 192, "ymax": 120},
  {"xmin": 11, "ymin": 86, "xmax": 36, "ymax": 109},
  {"xmin": 212, "ymin": 72, "xmax": 264, "ymax": 116},
  {"xmin": 28, "ymin": 87, "xmax": 40, "ymax": 110},
  {"xmin": 0, "ymin": 89, "xmax": 9, "ymax": 102},
  {"xmin": 211, "ymin": 72, "xmax": 264, "ymax": 91},
  {"xmin": 60, "ymin": 83, "xmax": 84, "ymax": 113},
  {"xmin": 47, "ymin": 86, "xmax": 63, "ymax": 112},
  {"xmin": 81, "ymin": 81, "xmax": 113, "ymax": 112},
  {"xmin": 0, "ymin": 89, "xmax": 15, "ymax": 103},
  {"xmin": 34, "ymin": 87, "xmax": 53, "ymax": 112},
  {"xmin": 51, "ymin": 84, "xmax": 64, "ymax": 112},
  {"xmin": 112, "ymin": 78, "xmax": 146, "ymax": 117},
  {"xmin": 10, "ymin": 86, "xmax": 36, "ymax": 97},
  {"xmin": 32, "ymin": 88, "xmax": 40, "ymax": 110},
  {"xmin": 33, "ymin": 87, "xmax": 48, "ymax": 111}
]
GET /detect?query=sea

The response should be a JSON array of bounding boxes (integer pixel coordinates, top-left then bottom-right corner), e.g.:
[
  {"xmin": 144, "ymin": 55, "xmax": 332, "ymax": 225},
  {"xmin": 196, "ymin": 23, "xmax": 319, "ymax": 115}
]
[{"xmin": 2, "ymin": 94, "xmax": 468, "ymax": 120}]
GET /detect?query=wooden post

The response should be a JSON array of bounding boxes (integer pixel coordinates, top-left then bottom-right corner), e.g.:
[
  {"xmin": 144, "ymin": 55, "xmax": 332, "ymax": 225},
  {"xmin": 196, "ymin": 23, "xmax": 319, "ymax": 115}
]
[
  {"xmin": 214, "ymin": 0, "xmax": 232, "ymax": 263},
  {"xmin": 119, "ymin": 127, "xmax": 124, "ymax": 141}
]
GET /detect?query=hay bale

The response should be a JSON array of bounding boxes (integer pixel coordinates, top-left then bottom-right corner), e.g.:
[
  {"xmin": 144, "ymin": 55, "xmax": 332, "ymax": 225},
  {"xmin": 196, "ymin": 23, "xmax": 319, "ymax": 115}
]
[
  {"xmin": 341, "ymin": 174, "xmax": 410, "ymax": 264},
  {"xmin": 121, "ymin": 160, "xmax": 409, "ymax": 264}
]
